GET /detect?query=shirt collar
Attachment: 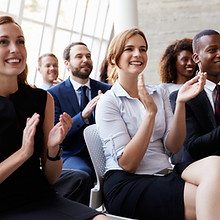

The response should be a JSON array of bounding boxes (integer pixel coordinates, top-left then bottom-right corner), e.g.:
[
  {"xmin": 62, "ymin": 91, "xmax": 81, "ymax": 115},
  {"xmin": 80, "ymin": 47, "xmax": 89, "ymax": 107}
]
[
  {"xmin": 112, "ymin": 80, "xmax": 130, "ymax": 97},
  {"xmin": 112, "ymin": 80, "xmax": 157, "ymax": 98},
  {"xmin": 205, "ymin": 79, "xmax": 218, "ymax": 93},
  {"xmin": 40, "ymin": 82, "xmax": 52, "ymax": 90},
  {"xmin": 69, "ymin": 77, "xmax": 91, "ymax": 91}
]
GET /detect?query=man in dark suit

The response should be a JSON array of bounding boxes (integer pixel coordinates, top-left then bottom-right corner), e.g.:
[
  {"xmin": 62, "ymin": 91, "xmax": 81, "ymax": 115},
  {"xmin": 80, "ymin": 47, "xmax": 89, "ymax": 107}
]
[
  {"xmin": 170, "ymin": 29, "xmax": 220, "ymax": 163},
  {"xmin": 48, "ymin": 42, "xmax": 111, "ymax": 185}
]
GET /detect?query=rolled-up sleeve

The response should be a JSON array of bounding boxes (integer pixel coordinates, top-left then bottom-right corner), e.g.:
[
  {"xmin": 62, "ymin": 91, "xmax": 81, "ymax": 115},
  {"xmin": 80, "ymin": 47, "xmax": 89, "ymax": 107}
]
[{"xmin": 96, "ymin": 92, "xmax": 131, "ymax": 168}]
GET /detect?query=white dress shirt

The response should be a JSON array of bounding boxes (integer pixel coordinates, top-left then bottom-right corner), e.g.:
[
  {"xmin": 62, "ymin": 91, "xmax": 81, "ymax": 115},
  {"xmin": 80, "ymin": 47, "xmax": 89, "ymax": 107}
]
[
  {"xmin": 69, "ymin": 77, "xmax": 91, "ymax": 106},
  {"xmin": 204, "ymin": 79, "xmax": 219, "ymax": 112},
  {"xmin": 96, "ymin": 80, "xmax": 173, "ymax": 175}
]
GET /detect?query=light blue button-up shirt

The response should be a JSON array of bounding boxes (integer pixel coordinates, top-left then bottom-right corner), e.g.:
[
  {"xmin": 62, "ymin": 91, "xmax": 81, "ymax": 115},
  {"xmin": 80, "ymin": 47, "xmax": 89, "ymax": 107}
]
[
  {"xmin": 38, "ymin": 82, "xmax": 52, "ymax": 90},
  {"xmin": 96, "ymin": 80, "xmax": 173, "ymax": 175}
]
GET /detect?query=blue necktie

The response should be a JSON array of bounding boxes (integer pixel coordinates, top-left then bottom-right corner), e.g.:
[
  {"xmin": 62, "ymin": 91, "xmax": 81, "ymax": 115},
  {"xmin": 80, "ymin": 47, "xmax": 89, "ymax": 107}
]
[
  {"xmin": 80, "ymin": 85, "xmax": 94, "ymax": 124},
  {"xmin": 215, "ymin": 85, "xmax": 220, "ymax": 126},
  {"xmin": 80, "ymin": 86, "xmax": 89, "ymax": 110}
]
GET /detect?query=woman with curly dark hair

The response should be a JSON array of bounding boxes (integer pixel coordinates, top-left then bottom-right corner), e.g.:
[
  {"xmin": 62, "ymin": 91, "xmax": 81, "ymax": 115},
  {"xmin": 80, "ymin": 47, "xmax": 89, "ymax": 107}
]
[
  {"xmin": 159, "ymin": 38, "xmax": 198, "ymax": 165},
  {"xmin": 159, "ymin": 38, "xmax": 198, "ymax": 94}
]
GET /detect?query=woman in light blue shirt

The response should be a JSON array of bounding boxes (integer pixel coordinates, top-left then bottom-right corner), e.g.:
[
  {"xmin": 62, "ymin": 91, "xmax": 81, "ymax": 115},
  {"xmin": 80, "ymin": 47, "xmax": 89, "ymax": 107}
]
[{"xmin": 96, "ymin": 27, "xmax": 220, "ymax": 220}]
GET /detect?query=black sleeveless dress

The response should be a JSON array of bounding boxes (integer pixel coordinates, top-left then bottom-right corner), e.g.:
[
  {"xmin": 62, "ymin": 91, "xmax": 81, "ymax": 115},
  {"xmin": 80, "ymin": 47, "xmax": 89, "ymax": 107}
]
[{"xmin": 0, "ymin": 83, "xmax": 99, "ymax": 220}]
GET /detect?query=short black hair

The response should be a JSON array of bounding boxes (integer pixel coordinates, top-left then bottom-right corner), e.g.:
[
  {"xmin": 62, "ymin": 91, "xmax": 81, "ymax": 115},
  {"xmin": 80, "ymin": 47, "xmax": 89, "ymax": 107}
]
[{"xmin": 193, "ymin": 29, "xmax": 220, "ymax": 53}]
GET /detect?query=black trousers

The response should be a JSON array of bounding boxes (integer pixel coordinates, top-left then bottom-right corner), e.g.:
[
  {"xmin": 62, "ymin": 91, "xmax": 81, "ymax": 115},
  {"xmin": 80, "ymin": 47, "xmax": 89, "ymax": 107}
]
[{"xmin": 52, "ymin": 169, "xmax": 92, "ymax": 205}]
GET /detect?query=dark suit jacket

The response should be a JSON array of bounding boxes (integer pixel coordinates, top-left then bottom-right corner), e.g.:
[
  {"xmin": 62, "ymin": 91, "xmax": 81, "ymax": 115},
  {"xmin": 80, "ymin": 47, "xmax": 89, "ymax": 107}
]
[
  {"xmin": 48, "ymin": 77, "xmax": 111, "ymax": 155},
  {"xmin": 170, "ymin": 90, "xmax": 220, "ymax": 163}
]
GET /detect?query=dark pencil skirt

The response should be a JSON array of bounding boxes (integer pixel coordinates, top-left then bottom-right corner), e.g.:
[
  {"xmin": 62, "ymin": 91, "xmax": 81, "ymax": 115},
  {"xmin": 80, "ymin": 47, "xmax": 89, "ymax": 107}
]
[{"xmin": 103, "ymin": 162, "xmax": 191, "ymax": 220}]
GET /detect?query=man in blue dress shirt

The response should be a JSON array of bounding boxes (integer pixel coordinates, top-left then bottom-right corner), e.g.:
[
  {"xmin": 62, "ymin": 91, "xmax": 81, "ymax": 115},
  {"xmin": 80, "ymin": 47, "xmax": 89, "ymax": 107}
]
[{"xmin": 37, "ymin": 53, "xmax": 61, "ymax": 90}]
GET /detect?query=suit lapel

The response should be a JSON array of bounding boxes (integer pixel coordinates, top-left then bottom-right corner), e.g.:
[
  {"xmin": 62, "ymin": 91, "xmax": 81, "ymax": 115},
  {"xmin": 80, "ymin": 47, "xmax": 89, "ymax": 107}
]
[
  {"xmin": 89, "ymin": 79, "xmax": 100, "ymax": 123},
  {"xmin": 90, "ymin": 79, "xmax": 99, "ymax": 99},
  {"xmin": 65, "ymin": 78, "xmax": 81, "ymax": 113},
  {"xmin": 187, "ymin": 90, "xmax": 216, "ymax": 129}
]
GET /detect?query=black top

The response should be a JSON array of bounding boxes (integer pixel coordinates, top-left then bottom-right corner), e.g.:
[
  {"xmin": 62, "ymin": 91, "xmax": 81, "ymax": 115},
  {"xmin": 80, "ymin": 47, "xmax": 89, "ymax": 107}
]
[{"xmin": 0, "ymin": 83, "xmax": 50, "ymax": 211}]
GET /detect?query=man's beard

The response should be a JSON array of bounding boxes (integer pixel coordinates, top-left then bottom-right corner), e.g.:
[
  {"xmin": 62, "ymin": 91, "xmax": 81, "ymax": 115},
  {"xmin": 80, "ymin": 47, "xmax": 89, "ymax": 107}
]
[{"xmin": 71, "ymin": 66, "xmax": 92, "ymax": 79}]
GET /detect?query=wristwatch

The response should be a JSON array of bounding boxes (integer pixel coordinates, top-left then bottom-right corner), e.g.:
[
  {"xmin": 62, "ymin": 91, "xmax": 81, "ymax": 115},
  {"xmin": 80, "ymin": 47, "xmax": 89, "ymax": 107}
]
[{"xmin": 47, "ymin": 147, "xmax": 63, "ymax": 161}]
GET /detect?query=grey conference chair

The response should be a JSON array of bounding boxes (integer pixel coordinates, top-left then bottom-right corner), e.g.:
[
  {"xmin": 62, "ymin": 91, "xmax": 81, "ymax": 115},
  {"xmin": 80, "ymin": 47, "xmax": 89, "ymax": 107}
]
[{"xmin": 83, "ymin": 124, "xmax": 137, "ymax": 220}]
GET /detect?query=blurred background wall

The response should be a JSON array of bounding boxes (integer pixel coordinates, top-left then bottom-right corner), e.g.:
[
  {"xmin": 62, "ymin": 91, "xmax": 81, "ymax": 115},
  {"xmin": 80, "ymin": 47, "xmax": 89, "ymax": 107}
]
[{"xmin": 0, "ymin": 0, "xmax": 219, "ymax": 85}]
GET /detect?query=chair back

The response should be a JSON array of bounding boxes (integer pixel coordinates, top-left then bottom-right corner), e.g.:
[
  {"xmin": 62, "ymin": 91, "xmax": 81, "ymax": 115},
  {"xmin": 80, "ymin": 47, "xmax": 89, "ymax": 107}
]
[
  {"xmin": 84, "ymin": 124, "xmax": 105, "ymax": 209},
  {"xmin": 84, "ymin": 124, "xmax": 138, "ymax": 220}
]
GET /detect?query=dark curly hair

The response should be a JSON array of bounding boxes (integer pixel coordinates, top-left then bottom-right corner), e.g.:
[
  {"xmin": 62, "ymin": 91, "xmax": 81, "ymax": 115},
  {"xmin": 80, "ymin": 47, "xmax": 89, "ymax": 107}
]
[{"xmin": 159, "ymin": 38, "xmax": 196, "ymax": 83}]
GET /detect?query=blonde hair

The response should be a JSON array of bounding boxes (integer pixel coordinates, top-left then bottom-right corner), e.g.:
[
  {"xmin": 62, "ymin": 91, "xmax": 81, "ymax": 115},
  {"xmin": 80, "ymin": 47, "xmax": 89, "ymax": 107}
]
[{"xmin": 107, "ymin": 27, "xmax": 148, "ymax": 83}]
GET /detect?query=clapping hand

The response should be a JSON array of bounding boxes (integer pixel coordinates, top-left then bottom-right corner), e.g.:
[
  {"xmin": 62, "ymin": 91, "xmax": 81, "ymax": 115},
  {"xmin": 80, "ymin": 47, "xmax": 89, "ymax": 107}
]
[
  {"xmin": 138, "ymin": 73, "xmax": 157, "ymax": 115},
  {"xmin": 21, "ymin": 113, "xmax": 40, "ymax": 158},
  {"xmin": 81, "ymin": 90, "xmax": 102, "ymax": 120},
  {"xmin": 177, "ymin": 72, "xmax": 207, "ymax": 103},
  {"xmin": 47, "ymin": 112, "xmax": 73, "ymax": 149}
]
